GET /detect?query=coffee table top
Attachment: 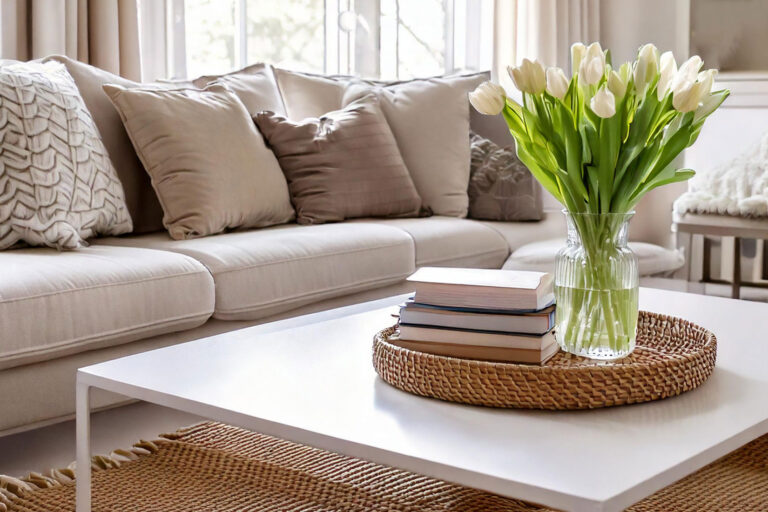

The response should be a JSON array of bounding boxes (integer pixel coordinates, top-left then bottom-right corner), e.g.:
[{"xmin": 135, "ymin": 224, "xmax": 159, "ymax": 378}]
[{"xmin": 79, "ymin": 288, "xmax": 768, "ymax": 512}]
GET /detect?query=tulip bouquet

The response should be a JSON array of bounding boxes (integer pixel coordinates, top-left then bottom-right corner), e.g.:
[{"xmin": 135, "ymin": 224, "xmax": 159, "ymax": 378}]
[{"xmin": 470, "ymin": 43, "xmax": 728, "ymax": 358}]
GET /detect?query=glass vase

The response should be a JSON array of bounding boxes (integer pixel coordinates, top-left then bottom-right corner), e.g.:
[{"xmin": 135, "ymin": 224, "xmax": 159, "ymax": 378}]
[{"xmin": 554, "ymin": 211, "xmax": 639, "ymax": 360}]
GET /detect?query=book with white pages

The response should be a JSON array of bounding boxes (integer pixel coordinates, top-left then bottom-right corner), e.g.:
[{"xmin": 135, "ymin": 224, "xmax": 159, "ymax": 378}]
[
  {"xmin": 397, "ymin": 324, "xmax": 556, "ymax": 350},
  {"xmin": 407, "ymin": 267, "xmax": 554, "ymax": 311},
  {"xmin": 399, "ymin": 301, "xmax": 555, "ymax": 335}
]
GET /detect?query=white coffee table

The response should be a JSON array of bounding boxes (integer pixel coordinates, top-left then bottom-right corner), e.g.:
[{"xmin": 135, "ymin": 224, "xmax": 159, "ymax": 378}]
[{"xmin": 76, "ymin": 288, "xmax": 768, "ymax": 512}]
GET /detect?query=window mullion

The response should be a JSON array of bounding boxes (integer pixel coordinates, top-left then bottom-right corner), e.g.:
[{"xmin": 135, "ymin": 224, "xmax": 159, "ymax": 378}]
[{"xmin": 236, "ymin": 0, "xmax": 247, "ymax": 69}]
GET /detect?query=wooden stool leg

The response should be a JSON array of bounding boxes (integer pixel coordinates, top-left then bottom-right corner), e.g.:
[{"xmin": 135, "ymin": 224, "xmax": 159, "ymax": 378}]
[{"xmin": 733, "ymin": 237, "xmax": 741, "ymax": 299}]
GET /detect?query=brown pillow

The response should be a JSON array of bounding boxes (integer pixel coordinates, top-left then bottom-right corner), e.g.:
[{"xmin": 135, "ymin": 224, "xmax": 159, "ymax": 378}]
[
  {"xmin": 104, "ymin": 84, "xmax": 295, "ymax": 239},
  {"xmin": 254, "ymin": 95, "xmax": 422, "ymax": 225},
  {"xmin": 467, "ymin": 132, "xmax": 542, "ymax": 221},
  {"xmin": 44, "ymin": 55, "xmax": 164, "ymax": 234}
]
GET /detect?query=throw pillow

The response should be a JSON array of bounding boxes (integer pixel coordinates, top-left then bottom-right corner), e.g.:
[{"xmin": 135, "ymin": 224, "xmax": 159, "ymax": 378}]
[
  {"xmin": 344, "ymin": 73, "xmax": 487, "ymax": 217},
  {"xmin": 192, "ymin": 63, "xmax": 287, "ymax": 117},
  {"xmin": 44, "ymin": 55, "xmax": 164, "ymax": 234},
  {"xmin": 0, "ymin": 61, "xmax": 132, "ymax": 250},
  {"xmin": 274, "ymin": 68, "xmax": 347, "ymax": 120},
  {"xmin": 254, "ymin": 95, "xmax": 422, "ymax": 225},
  {"xmin": 103, "ymin": 84, "xmax": 295, "ymax": 240},
  {"xmin": 467, "ymin": 132, "xmax": 542, "ymax": 221}
]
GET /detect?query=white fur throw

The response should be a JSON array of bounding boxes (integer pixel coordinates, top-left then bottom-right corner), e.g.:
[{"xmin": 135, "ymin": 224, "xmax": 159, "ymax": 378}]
[{"xmin": 674, "ymin": 132, "xmax": 768, "ymax": 217}]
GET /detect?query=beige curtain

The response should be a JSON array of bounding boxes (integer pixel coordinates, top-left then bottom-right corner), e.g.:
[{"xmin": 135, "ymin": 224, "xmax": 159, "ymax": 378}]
[
  {"xmin": 0, "ymin": 0, "xmax": 142, "ymax": 80},
  {"xmin": 493, "ymin": 0, "xmax": 600, "ymax": 93}
]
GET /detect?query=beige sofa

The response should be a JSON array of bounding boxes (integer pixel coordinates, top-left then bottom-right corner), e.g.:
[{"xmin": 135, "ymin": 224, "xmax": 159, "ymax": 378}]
[{"xmin": 0, "ymin": 63, "xmax": 677, "ymax": 435}]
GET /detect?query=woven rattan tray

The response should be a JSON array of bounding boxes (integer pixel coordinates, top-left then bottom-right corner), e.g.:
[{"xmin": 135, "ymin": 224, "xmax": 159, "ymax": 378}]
[{"xmin": 373, "ymin": 310, "xmax": 717, "ymax": 410}]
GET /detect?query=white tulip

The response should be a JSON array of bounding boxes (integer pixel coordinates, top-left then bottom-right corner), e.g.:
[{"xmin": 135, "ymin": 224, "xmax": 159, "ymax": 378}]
[
  {"xmin": 590, "ymin": 85, "xmax": 616, "ymax": 118},
  {"xmin": 671, "ymin": 55, "xmax": 703, "ymax": 94},
  {"xmin": 468, "ymin": 81, "xmax": 506, "ymax": 115},
  {"xmin": 634, "ymin": 43, "xmax": 659, "ymax": 95},
  {"xmin": 508, "ymin": 58, "xmax": 547, "ymax": 94},
  {"xmin": 607, "ymin": 69, "xmax": 627, "ymax": 100},
  {"xmin": 577, "ymin": 42, "xmax": 606, "ymax": 85},
  {"xmin": 571, "ymin": 43, "xmax": 587, "ymax": 75},
  {"xmin": 672, "ymin": 68, "xmax": 716, "ymax": 113},
  {"xmin": 579, "ymin": 56, "xmax": 604, "ymax": 85},
  {"xmin": 657, "ymin": 51, "xmax": 677, "ymax": 100},
  {"xmin": 697, "ymin": 69, "xmax": 716, "ymax": 97},
  {"xmin": 546, "ymin": 67, "xmax": 570, "ymax": 99}
]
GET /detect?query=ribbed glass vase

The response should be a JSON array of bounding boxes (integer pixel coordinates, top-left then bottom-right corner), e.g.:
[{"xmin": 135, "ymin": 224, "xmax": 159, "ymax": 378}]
[{"xmin": 554, "ymin": 211, "xmax": 639, "ymax": 360}]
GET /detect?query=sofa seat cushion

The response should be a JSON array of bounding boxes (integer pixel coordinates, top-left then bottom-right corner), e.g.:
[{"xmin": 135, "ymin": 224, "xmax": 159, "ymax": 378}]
[
  {"xmin": 0, "ymin": 245, "xmax": 214, "ymax": 370},
  {"xmin": 97, "ymin": 223, "xmax": 415, "ymax": 321},
  {"xmin": 353, "ymin": 217, "xmax": 509, "ymax": 268},
  {"xmin": 502, "ymin": 238, "xmax": 685, "ymax": 276},
  {"xmin": 479, "ymin": 211, "xmax": 566, "ymax": 252}
]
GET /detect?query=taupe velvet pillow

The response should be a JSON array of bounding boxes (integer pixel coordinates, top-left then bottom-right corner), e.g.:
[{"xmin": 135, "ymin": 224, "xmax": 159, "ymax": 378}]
[
  {"xmin": 254, "ymin": 95, "xmax": 422, "ymax": 225},
  {"xmin": 468, "ymin": 132, "xmax": 542, "ymax": 221},
  {"xmin": 104, "ymin": 84, "xmax": 295, "ymax": 239}
]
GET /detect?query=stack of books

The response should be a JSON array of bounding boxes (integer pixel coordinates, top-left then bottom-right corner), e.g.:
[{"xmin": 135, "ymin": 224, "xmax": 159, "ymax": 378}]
[{"xmin": 394, "ymin": 267, "xmax": 558, "ymax": 364}]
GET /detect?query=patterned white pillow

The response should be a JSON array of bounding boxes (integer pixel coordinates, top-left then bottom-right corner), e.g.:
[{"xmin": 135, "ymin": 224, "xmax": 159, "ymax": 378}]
[{"xmin": 0, "ymin": 61, "xmax": 132, "ymax": 249}]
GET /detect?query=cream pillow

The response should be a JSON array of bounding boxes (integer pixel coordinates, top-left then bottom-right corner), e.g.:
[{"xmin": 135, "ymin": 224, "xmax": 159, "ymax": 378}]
[
  {"xmin": 0, "ymin": 61, "xmax": 132, "ymax": 250},
  {"xmin": 344, "ymin": 74, "xmax": 486, "ymax": 217},
  {"xmin": 193, "ymin": 63, "xmax": 287, "ymax": 117},
  {"xmin": 274, "ymin": 68, "xmax": 347, "ymax": 120},
  {"xmin": 103, "ymin": 84, "xmax": 295, "ymax": 240}
]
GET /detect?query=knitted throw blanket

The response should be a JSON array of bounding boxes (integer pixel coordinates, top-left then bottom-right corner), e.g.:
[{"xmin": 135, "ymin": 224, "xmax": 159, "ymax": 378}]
[{"xmin": 674, "ymin": 132, "xmax": 768, "ymax": 217}]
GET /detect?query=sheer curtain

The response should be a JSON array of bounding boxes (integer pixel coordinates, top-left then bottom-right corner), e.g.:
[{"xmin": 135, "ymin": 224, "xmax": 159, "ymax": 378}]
[
  {"xmin": 0, "ymin": 0, "xmax": 142, "ymax": 80},
  {"xmin": 493, "ymin": 0, "xmax": 600, "ymax": 93}
]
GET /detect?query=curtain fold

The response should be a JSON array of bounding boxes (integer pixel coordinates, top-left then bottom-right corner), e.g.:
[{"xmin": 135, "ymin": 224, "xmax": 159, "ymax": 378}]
[
  {"xmin": 0, "ymin": 0, "xmax": 142, "ymax": 80},
  {"xmin": 493, "ymin": 0, "xmax": 599, "ymax": 93}
]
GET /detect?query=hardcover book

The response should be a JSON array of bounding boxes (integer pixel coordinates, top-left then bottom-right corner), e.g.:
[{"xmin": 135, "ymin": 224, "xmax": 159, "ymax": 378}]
[
  {"xmin": 406, "ymin": 267, "xmax": 554, "ymax": 311},
  {"xmin": 399, "ymin": 302, "xmax": 555, "ymax": 335}
]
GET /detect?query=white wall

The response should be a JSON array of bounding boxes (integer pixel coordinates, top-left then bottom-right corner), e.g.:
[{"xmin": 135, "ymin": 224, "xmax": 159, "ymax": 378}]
[{"xmin": 599, "ymin": 0, "xmax": 690, "ymax": 64}]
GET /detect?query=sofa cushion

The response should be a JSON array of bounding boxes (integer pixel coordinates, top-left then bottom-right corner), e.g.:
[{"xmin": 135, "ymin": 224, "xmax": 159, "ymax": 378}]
[
  {"xmin": 44, "ymin": 55, "xmax": 165, "ymax": 234},
  {"xmin": 192, "ymin": 63, "xmax": 287, "ymax": 117},
  {"xmin": 353, "ymin": 217, "xmax": 509, "ymax": 268},
  {"xmin": 479, "ymin": 212, "xmax": 566, "ymax": 252},
  {"xmin": 0, "ymin": 245, "xmax": 214, "ymax": 370},
  {"xmin": 103, "ymin": 84, "xmax": 295, "ymax": 239},
  {"xmin": 502, "ymin": 238, "xmax": 685, "ymax": 276},
  {"xmin": 97, "ymin": 223, "xmax": 415, "ymax": 321}
]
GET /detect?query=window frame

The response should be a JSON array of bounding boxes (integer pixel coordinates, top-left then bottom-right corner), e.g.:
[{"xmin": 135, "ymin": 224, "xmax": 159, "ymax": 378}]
[{"xmin": 148, "ymin": 0, "xmax": 490, "ymax": 80}]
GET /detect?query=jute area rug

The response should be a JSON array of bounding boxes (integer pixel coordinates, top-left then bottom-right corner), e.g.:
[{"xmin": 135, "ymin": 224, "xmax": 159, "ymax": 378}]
[{"xmin": 1, "ymin": 421, "xmax": 767, "ymax": 511}]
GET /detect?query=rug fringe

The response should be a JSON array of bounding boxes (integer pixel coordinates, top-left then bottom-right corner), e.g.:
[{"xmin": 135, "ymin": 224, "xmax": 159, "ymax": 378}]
[{"xmin": 0, "ymin": 421, "xmax": 211, "ymax": 504}]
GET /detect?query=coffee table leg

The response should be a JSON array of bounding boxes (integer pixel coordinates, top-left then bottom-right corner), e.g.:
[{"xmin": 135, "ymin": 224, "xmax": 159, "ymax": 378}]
[{"xmin": 76, "ymin": 380, "xmax": 91, "ymax": 512}]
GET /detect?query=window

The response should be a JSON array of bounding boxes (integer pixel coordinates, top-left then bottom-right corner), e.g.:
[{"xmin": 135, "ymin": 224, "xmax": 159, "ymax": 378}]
[{"xmin": 155, "ymin": 0, "xmax": 492, "ymax": 80}]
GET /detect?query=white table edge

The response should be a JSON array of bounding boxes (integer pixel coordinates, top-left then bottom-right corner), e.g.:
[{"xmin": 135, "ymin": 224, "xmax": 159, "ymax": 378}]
[{"xmin": 74, "ymin": 369, "xmax": 604, "ymax": 512}]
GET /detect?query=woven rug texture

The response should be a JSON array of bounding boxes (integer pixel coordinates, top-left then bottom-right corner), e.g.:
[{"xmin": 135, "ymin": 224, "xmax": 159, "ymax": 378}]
[{"xmin": 1, "ymin": 421, "xmax": 767, "ymax": 511}]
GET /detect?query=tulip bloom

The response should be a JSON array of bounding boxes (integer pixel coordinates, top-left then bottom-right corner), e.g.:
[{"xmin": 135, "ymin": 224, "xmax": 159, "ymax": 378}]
[
  {"xmin": 578, "ymin": 42, "xmax": 605, "ymax": 86},
  {"xmin": 657, "ymin": 51, "xmax": 677, "ymax": 100},
  {"xmin": 508, "ymin": 59, "xmax": 547, "ymax": 94},
  {"xmin": 607, "ymin": 69, "xmax": 627, "ymax": 100},
  {"xmin": 634, "ymin": 43, "xmax": 659, "ymax": 95},
  {"xmin": 546, "ymin": 67, "xmax": 570, "ymax": 100},
  {"xmin": 571, "ymin": 43, "xmax": 587, "ymax": 75},
  {"xmin": 468, "ymin": 81, "xmax": 506, "ymax": 115},
  {"xmin": 590, "ymin": 85, "xmax": 616, "ymax": 118}
]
